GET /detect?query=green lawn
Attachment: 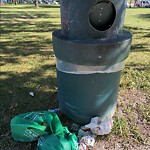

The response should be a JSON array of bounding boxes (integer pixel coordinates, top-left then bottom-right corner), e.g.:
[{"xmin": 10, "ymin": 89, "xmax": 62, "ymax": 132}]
[{"xmin": 0, "ymin": 4, "xmax": 150, "ymax": 149}]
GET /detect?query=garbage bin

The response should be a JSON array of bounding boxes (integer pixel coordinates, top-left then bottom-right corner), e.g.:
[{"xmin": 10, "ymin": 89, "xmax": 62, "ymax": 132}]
[{"xmin": 52, "ymin": 0, "xmax": 132, "ymax": 124}]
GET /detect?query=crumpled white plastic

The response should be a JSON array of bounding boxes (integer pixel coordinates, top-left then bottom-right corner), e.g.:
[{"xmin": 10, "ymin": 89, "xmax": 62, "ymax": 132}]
[
  {"xmin": 82, "ymin": 117, "xmax": 113, "ymax": 135},
  {"xmin": 29, "ymin": 92, "xmax": 35, "ymax": 97},
  {"xmin": 79, "ymin": 135, "xmax": 95, "ymax": 150},
  {"xmin": 78, "ymin": 117, "xmax": 113, "ymax": 149}
]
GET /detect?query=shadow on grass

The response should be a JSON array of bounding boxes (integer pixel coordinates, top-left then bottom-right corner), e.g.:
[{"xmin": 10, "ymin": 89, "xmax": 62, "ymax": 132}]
[
  {"xmin": 0, "ymin": 4, "xmax": 35, "ymax": 9},
  {"xmin": 0, "ymin": 13, "xmax": 61, "ymax": 33},
  {"xmin": 138, "ymin": 14, "xmax": 150, "ymax": 19},
  {"xmin": 144, "ymin": 33, "xmax": 150, "ymax": 37},
  {"xmin": 0, "ymin": 13, "xmax": 60, "ymax": 62},
  {"xmin": 125, "ymin": 63, "xmax": 150, "ymax": 71},
  {"xmin": 124, "ymin": 25, "xmax": 150, "ymax": 52},
  {"xmin": 0, "ymin": 6, "xmax": 73, "ymax": 149},
  {"xmin": 124, "ymin": 26, "xmax": 149, "ymax": 33},
  {"xmin": 0, "ymin": 4, "xmax": 60, "ymax": 9},
  {"xmin": 0, "ymin": 63, "xmax": 57, "ymax": 133},
  {"xmin": 0, "ymin": 35, "xmax": 54, "ymax": 65},
  {"xmin": 1, "ymin": 13, "xmax": 60, "ymax": 19},
  {"xmin": 0, "ymin": 6, "xmax": 59, "ymax": 132},
  {"xmin": 131, "ymin": 43, "xmax": 150, "ymax": 52},
  {"xmin": 39, "ymin": 4, "xmax": 60, "ymax": 9}
]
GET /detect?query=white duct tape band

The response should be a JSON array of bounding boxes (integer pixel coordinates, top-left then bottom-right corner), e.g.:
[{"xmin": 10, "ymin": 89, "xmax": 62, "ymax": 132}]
[{"xmin": 56, "ymin": 58, "xmax": 125, "ymax": 74}]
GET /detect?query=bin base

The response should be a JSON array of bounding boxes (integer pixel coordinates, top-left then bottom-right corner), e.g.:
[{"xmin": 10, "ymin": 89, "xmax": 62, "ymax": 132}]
[{"xmin": 57, "ymin": 70, "xmax": 121, "ymax": 124}]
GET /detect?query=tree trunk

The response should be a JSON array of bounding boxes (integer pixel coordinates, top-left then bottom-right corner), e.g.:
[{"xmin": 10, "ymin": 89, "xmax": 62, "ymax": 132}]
[
  {"xmin": 13, "ymin": 0, "xmax": 17, "ymax": 5},
  {"xmin": 129, "ymin": 0, "xmax": 132, "ymax": 7},
  {"xmin": 35, "ymin": 0, "xmax": 38, "ymax": 7},
  {"xmin": 134, "ymin": 0, "xmax": 138, "ymax": 6}
]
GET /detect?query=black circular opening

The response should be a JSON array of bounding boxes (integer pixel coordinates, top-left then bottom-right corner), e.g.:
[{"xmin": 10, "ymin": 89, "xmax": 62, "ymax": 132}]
[{"xmin": 89, "ymin": 1, "xmax": 116, "ymax": 31}]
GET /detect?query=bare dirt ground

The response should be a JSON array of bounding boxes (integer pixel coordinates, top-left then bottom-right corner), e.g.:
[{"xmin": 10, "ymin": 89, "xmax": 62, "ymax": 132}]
[
  {"xmin": 1, "ymin": 89, "xmax": 149, "ymax": 150},
  {"xmin": 94, "ymin": 89, "xmax": 150, "ymax": 150}
]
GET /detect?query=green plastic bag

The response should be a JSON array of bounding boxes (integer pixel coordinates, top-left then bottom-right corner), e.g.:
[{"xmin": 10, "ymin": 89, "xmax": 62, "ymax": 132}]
[
  {"xmin": 37, "ymin": 127, "xmax": 79, "ymax": 150},
  {"xmin": 10, "ymin": 112, "xmax": 52, "ymax": 142},
  {"xmin": 10, "ymin": 111, "xmax": 79, "ymax": 150}
]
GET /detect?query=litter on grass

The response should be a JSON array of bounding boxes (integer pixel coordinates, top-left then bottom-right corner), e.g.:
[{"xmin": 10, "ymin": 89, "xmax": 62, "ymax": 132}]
[
  {"xmin": 10, "ymin": 111, "xmax": 113, "ymax": 150},
  {"xmin": 10, "ymin": 111, "xmax": 78, "ymax": 150},
  {"xmin": 79, "ymin": 136, "xmax": 95, "ymax": 150},
  {"xmin": 81, "ymin": 117, "xmax": 113, "ymax": 136},
  {"xmin": 29, "ymin": 92, "xmax": 35, "ymax": 97},
  {"xmin": 78, "ymin": 117, "xmax": 113, "ymax": 150},
  {"xmin": 48, "ymin": 108, "xmax": 60, "ymax": 113}
]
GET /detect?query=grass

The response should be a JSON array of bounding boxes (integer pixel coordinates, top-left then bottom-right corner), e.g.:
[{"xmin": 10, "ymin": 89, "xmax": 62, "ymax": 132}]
[
  {"xmin": 122, "ymin": 8, "xmax": 150, "ymax": 91},
  {"xmin": 0, "ymin": 4, "xmax": 60, "ymax": 148},
  {"xmin": 0, "ymin": 4, "xmax": 150, "ymax": 149}
]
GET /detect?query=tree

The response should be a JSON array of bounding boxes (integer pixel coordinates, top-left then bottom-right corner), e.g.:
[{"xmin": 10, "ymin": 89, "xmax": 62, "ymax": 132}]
[
  {"xmin": 129, "ymin": 0, "xmax": 138, "ymax": 7},
  {"xmin": 129, "ymin": 0, "xmax": 133, "ymax": 7},
  {"xmin": 13, "ymin": 0, "xmax": 18, "ymax": 5},
  {"xmin": 134, "ymin": 0, "xmax": 138, "ymax": 6},
  {"xmin": 34, "ymin": 0, "xmax": 38, "ymax": 7}
]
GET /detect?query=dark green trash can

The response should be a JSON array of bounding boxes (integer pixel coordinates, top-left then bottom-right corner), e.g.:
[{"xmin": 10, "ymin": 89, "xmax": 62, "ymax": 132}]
[{"xmin": 52, "ymin": 0, "xmax": 132, "ymax": 124}]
